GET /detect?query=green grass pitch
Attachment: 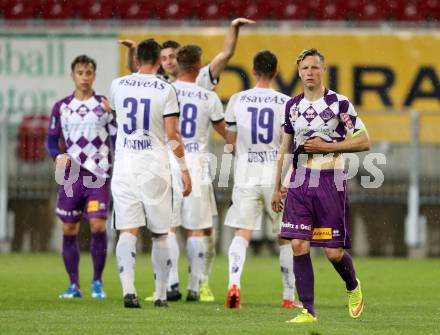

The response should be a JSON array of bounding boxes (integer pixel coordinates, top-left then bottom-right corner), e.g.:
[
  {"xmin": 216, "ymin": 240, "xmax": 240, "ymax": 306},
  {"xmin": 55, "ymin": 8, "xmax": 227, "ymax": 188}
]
[{"xmin": 0, "ymin": 253, "xmax": 438, "ymax": 335}]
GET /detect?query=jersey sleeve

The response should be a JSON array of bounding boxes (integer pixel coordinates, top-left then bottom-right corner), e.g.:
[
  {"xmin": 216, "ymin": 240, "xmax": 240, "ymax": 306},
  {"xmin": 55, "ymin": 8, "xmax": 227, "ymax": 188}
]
[
  {"xmin": 195, "ymin": 64, "xmax": 218, "ymax": 91},
  {"xmin": 339, "ymin": 99, "xmax": 366, "ymax": 137},
  {"xmin": 225, "ymin": 94, "xmax": 238, "ymax": 130},
  {"xmin": 48, "ymin": 101, "xmax": 62, "ymax": 137},
  {"xmin": 283, "ymin": 99, "xmax": 295, "ymax": 135},
  {"xmin": 163, "ymin": 86, "xmax": 180, "ymax": 117},
  {"xmin": 109, "ymin": 79, "xmax": 117, "ymax": 111},
  {"xmin": 210, "ymin": 93, "xmax": 224, "ymax": 123}
]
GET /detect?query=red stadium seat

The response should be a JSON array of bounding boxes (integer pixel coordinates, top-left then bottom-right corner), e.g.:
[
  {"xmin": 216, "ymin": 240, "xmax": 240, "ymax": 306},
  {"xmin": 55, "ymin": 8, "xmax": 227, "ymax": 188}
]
[
  {"xmin": 351, "ymin": 0, "xmax": 387, "ymax": 22},
  {"xmin": 3, "ymin": 0, "xmax": 38, "ymax": 19},
  {"xmin": 315, "ymin": 0, "xmax": 348, "ymax": 21},
  {"xmin": 423, "ymin": 0, "xmax": 440, "ymax": 21},
  {"xmin": 77, "ymin": 0, "xmax": 115, "ymax": 20},
  {"xmin": 273, "ymin": 0, "xmax": 308, "ymax": 20},
  {"xmin": 39, "ymin": 0, "xmax": 77, "ymax": 20},
  {"xmin": 195, "ymin": 1, "xmax": 229, "ymax": 20},
  {"xmin": 156, "ymin": 0, "xmax": 195, "ymax": 20},
  {"xmin": 114, "ymin": 0, "xmax": 154, "ymax": 20},
  {"xmin": 241, "ymin": 1, "xmax": 269, "ymax": 21},
  {"xmin": 391, "ymin": 1, "xmax": 427, "ymax": 21}
]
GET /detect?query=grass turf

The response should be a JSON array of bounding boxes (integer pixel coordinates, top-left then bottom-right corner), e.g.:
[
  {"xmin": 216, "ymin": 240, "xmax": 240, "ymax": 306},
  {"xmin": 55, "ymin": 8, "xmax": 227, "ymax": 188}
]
[{"xmin": 0, "ymin": 253, "xmax": 438, "ymax": 335}]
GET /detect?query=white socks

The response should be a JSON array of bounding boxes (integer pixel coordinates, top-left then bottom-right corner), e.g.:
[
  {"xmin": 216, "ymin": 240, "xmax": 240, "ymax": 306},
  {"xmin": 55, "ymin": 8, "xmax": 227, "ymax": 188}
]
[
  {"xmin": 228, "ymin": 235, "xmax": 249, "ymax": 289},
  {"xmin": 116, "ymin": 232, "xmax": 137, "ymax": 296},
  {"xmin": 167, "ymin": 231, "xmax": 180, "ymax": 290},
  {"xmin": 152, "ymin": 235, "xmax": 172, "ymax": 301},
  {"xmin": 279, "ymin": 243, "xmax": 296, "ymax": 301},
  {"xmin": 200, "ymin": 235, "xmax": 216, "ymax": 284},
  {"xmin": 186, "ymin": 236, "xmax": 206, "ymax": 292}
]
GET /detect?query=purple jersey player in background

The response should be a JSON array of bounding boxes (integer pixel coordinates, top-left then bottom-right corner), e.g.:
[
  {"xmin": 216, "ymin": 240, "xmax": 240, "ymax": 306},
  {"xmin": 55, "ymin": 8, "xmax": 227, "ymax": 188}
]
[
  {"xmin": 47, "ymin": 55, "xmax": 117, "ymax": 300},
  {"xmin": 272, "ymin": 49, "xmax": 370, "ymax": 323}
]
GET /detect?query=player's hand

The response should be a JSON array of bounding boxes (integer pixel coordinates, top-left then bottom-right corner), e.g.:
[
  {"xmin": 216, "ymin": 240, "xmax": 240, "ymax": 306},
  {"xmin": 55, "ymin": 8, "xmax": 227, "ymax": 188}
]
[
  {"xmin": 304, "ymin": 137, "xmax": 331, "ymax": 154},
  {"xmin": 100, "ymin": 97, "xmax": 112, "ymax": 113},
  {"xmin": 271, "ymin": 189, "xmax": 284, "ymax": 213},
  {"xmin": 181, "ymin": 170, "xmax": 192, "ymax": 197},
  {"xmin": 118, "ymin": 39, "xmax": 137, "ymax": 49},
  {"xmin": 231, "ymin": 18, "xmax": 256, "ymax": 28},
  {"xmin": 55, "ymin": 153, "xmax": 70, "ymax": 169},
  {"xmin": 280, "ymin": 185, "xmax": 288, "ymax": 200}
]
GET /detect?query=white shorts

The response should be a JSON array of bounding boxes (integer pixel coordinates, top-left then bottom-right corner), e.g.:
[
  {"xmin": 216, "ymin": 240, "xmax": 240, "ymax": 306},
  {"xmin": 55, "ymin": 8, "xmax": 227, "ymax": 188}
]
[
  {"xmin": 170, "ymin": 159, "xmax": 217, "ymax": 230},
  {"xmin": 111, "ymin": 159, "xmax": 172, "ymax": 234},
  {"xmin": 225, "ymin": 185, "xmax": 281, "ymax": 233}
]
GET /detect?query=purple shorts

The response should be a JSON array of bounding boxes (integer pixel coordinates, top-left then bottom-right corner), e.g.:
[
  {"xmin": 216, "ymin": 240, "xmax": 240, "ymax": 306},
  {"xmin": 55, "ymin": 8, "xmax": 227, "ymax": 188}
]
[
  {"xmin": 280, "ymin": 168, "xmax": 352, "ymax": 248},
  {"xmin": 56, "ymin": 168, "xmax": 110, "ymax": 223}
]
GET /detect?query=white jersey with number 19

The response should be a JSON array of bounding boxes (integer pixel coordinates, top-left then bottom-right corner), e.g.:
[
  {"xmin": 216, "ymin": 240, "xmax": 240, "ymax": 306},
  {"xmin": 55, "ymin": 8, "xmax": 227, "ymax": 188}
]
[{"xmin": 225, "ymin": 87, "xmax": 289, "ymax": 186}]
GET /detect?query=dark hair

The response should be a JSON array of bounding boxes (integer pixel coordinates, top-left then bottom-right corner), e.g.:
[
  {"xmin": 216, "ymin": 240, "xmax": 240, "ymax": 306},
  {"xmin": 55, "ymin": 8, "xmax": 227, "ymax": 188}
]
[
  {"xmin": 71, "ymin": 55, "xmax": 96, "ymax": 72},
  {"xmin": 176, "ymin": 44, "xmax": 202, "ymax": 73},
  {"xmin": 296, "ymin": 48, "xmax": 325, "ymax": 66},
  {"xmin": 253, "ymin": 50, "xmax": 277, "ymax": 79},
  {"xmin": 162, "ymin": 40, "xmax": 180, "ymax": 50},
  {"xmin": 136, "ymin": 38, "xmax": 162, "ymax": 65}
]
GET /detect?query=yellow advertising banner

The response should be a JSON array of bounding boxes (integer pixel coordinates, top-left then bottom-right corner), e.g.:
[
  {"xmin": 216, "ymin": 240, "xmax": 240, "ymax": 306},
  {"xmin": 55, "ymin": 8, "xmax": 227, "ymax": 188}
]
[{"xmin": 118, "ymin": 30, "xmax": 440, "ymax": 142}]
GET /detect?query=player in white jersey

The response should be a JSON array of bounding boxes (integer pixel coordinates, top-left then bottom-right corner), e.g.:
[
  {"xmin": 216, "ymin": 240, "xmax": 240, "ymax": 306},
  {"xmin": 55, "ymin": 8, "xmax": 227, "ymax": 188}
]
[
  {"xmin": 170, "ymin": 45, "xmax": 225, "ymax": 302},
  {"xmin": 224, "ymin": 51, "xmax": 302, "ymax": 309},
  {"xmin": 110, "ymin": 39, "xmax": 191, "ymax": 308},
  {"xmin": 120, "ymin": 18, "xmax": 254, "ymax": 301},
  {"xmin": 48, "ymin": 55, "xmax": 116, "ymax": 301}
]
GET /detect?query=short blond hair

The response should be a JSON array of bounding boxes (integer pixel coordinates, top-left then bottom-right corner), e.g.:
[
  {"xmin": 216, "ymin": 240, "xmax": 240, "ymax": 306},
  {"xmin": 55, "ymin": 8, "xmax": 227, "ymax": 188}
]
[{"xmin": 296, "ymin": 48, "xmax": 325, "ymax": 66}]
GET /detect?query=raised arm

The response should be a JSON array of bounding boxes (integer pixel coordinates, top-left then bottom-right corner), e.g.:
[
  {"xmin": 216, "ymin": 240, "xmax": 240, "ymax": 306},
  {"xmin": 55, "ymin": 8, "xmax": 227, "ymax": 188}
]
[
  {"xmin": 118, "ymin": 39, "xmax": 138, "ymax": 73},
  {"xmin": 165, "ymin": 115, "xmax": 192, "ymax": 196},
  {"xmin": 208, "ymin": 18, "xmax": 255, "ymax": 80}
]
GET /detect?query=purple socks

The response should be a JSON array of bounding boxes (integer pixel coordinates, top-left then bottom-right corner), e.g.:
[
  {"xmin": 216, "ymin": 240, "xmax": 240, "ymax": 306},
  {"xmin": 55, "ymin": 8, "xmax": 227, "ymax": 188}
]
[
  {"xmin": 331, "ymin": 252, "xmax": 358, "ymax": 291},
  {"xmin": 293, "ymin": 253, "xmax": 315, "ymax": 316},
  {"xmin": 90, "ymin": 231, "xmax": 107, "ymax": 282},
  {"xmin": 62, "ymin": 235, "xmax": 80, "ymax": 286}
]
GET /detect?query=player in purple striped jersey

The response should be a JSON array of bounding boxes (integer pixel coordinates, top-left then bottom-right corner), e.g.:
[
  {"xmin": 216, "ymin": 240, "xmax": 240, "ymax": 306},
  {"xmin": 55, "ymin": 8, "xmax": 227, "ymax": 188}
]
[
  {"xmin": 47, "ymin": 55, "xmax": 117, "ymax": 300},
  {"xmin": 119, "ymin": 17, "xmax": 254, "ymax": 302},
  {"xmin": 272, "ymin": 49, "xmax": 370, "ymax": 323}
]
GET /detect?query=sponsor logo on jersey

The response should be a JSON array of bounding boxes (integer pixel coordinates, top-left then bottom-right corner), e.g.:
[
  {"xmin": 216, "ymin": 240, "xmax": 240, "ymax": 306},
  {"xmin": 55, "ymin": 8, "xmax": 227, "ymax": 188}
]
[
  {"xmin": 289, "ymin": 105, "xmax": 299, "ymax": 123},
  {"xmin": 340, "ymin": 112, "xmax": 354, "ymax": 129},
  {"xmin": 87, "ymin": 200, "xmax": 99, "ymax": 213},
  {"xmin": 312, "ymin": 228, "xmax": 332, "ymax": 240}
]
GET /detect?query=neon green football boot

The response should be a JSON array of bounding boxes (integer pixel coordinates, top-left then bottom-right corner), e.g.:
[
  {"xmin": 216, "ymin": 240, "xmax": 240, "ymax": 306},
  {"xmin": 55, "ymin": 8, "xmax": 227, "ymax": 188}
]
[
  {"xmin": 348, "ymin": 279, "xmax": 364, "ymax": 319},
  {"xmin": 200, "ymin": 282, "xmax": 215, "ymax": 302},
  {"xmin": 286, "ymin": 308, "xmax": 318, "ymax": 324}
]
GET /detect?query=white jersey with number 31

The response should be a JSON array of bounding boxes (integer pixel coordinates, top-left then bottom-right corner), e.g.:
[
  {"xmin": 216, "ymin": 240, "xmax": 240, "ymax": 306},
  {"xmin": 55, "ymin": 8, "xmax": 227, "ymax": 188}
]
[{"xmin": 110, "ymin": 73, "xmax": 179, "ymax": 163}]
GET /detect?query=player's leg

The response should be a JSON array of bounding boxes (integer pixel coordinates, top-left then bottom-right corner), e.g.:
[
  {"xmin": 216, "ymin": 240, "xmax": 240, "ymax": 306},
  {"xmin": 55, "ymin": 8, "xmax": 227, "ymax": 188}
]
[
  {"xmin": 151, "ymin": 231, "xmax": 172, "ymax": 307},
  {"xmin": 166, "ymin": 226, "xmax": 182, "ymax": 300},
  {"xmin": 56, "ymin": 177, "xmax": 84, "ymax": 299},
  {"xmin": 185, "ymin": 229, "xmax": 206, "ymax": 301},
  {"xmin": 279, "ymin": 237, "xmax": 302, "ymax": 308},
  {"xmin": 143, "ymin": 171, "xmax": 173, "ymax": 307},
  {"xmin": 85, "ymin": 176, "xmax": 111, "ymax": 299},
  {"xmin": 261, "ymin": 186, "xmax": 301, "ymax": 308},
  {"xmin": 325, "ymin": 247, "xmax": 364, "ymax": 318},
  {"xmin": 227, "ymin": 228, "xmax": 251, "ymax": 308},
  {"xmin": 200, "ymin": 226, "xmax": 215, "ymax": 302},
  {"xmin": 89, "ymin": 218, "xmax": 107, "ymax": 299},
  {"xmin": 112, "ymin": 174, "xmax": 146, "ymax": 308},
  {"xmin": 116, "ymin": 227, "xmax": 141, "ymax": 308},
  {"xmin": 199, "ymin": 182, "xmax": 218, "ymax": 300},
  {"xmin": 318, "ymin": 169, "xmax": 364, "ymax": 318},
  {"xmin": 60, "ymin": 222, "xmax": 82, "ymax": 298},
  {"xmin": 280, "ymin": 170, "xmax": 317, "ymax": 323}
]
